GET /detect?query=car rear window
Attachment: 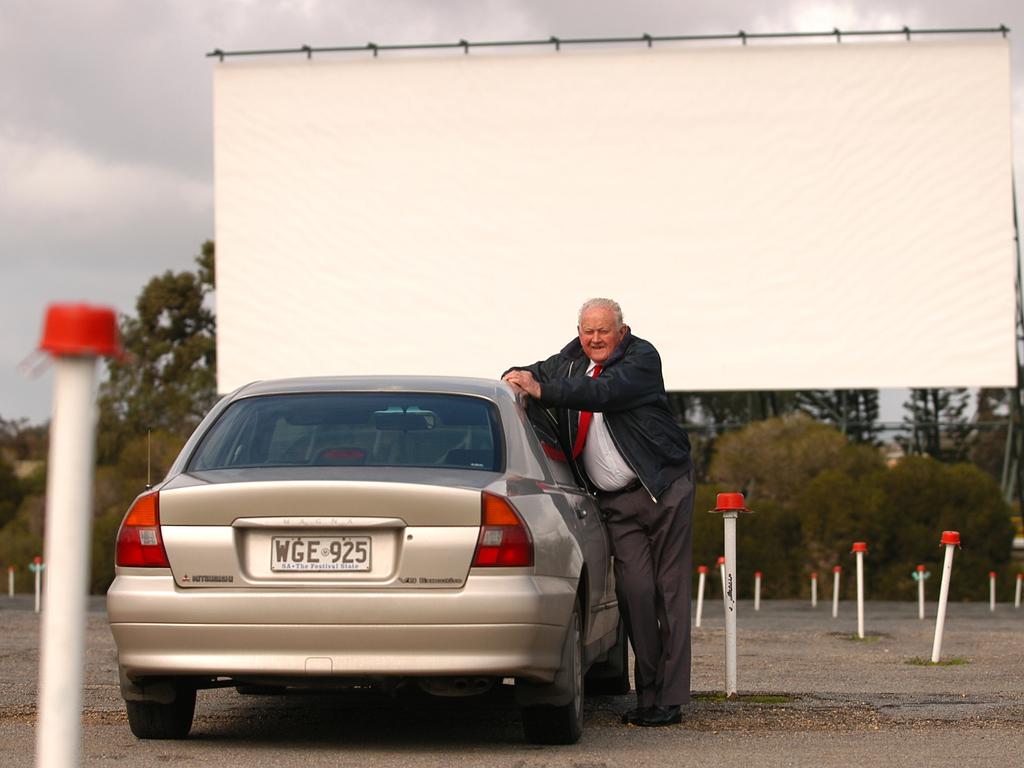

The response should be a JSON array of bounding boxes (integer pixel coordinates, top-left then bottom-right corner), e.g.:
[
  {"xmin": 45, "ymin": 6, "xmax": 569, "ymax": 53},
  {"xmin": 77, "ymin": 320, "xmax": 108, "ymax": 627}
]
[{"xmin": 188, "ymin": 393, "xmax": 503, "ymax": 472}]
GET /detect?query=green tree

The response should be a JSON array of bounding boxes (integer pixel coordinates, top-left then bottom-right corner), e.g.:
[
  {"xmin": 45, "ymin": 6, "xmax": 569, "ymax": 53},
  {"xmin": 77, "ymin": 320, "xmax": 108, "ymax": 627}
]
[
  {"xmin": 671, "ymin": 389, "xmax": 880, "ymax": 480},
  {"xmin": 0, "ymin": 416, "xmax": 46, "ymax": 528},
  {"xmin": 0, "ymin": 415, "xmax": 48, "ymax": 461},
  {"xmin": 793, "ymin": 458, "xmax": 886, "ymax": 595},
  {"xmin": 89, "ymin": 241, "xmax": 217, "ymax": 593},
  {"xmin": 97, "ymin": 241, "xmax": 216, "ymax": 465},
  {"xmin": 0, "ymin": 495, "xmax": 45, "ymax": 593},
  {"xmin": 873, "ymin": 457, "xmax": 1014, "ymax": 601},
  {"xmin": 91, "ymin": 430, "xmax": 185, "ymax": 592},
  {"xmin": 671, "ymin": 392, "xmax": 791, "ymax": 481},
  {"xmin": 697, "ymin": 415, "xmax": 1013, "ymax": 601},
  {"xmin": 900, "ymin": 388, "xmax": 972, "ymax": 462},
  {"xmin": 684, "ymin": 391, "xmax": 801, "ymax": 430},
  {"xmin": 0, "ymin": 457, "xmax": 23, "ymax": 529},
  {"xmin": 709, "ymin": 413, "xmax": 849, "ymax": 505},
  {"xmin": 969, "ymin": 388, "xmax": 1013, "ymax": 490},
  {"xmin": 700, "ymin": 415, "xmax": 867, "ymax": 600},
  {"xmin": 796, "ymin": 389, "xmax": 881, "ymax": 444}
]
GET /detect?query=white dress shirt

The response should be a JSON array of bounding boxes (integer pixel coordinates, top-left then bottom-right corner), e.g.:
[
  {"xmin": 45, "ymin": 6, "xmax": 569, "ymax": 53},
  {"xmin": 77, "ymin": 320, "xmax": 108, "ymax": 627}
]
[{"xmin": 580, "ymin": 360, "xmax": 639, "ymax": 492}]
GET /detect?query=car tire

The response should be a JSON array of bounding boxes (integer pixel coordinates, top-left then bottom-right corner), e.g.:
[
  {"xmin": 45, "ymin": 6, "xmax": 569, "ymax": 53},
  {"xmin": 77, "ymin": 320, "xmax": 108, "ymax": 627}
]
[
  {"xmin": 125, "ymin": 684, "xmax": 196, "ymax": 740},
  {"xmin": 521, "ymin": 600, "xmax": 584, "ymax": 745},
  {"xmin": 584, "ymin": 617, "xmax": 631, "ymax": 695}
]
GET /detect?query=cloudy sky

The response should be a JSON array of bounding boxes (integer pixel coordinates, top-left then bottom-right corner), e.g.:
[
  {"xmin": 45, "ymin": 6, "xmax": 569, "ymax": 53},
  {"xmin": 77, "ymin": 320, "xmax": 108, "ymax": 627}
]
[{"xmin": 2, "ymin": 0, "xmax": 1022, "ymax": 425}]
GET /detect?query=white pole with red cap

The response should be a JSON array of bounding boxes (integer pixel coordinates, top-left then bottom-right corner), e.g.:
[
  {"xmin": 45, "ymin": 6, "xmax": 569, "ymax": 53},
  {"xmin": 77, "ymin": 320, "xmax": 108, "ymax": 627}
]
[
  {"xmin": 29, "ymin": 556, "xmax": 45, "ymax": 613},
  {"xmin": 696, "ymin": 565, "xmax": 707, "ymax": 628},
  {"xmin": 711, "ymin": 493, "xmax": 753, "ymax": 698},
  {"xmin": 989, "ymin": 571, "xmax": 997, "ymax": 612},
  {"xmin": 1015, "ymin": 573, "xmax": 1022, "ymax": 609},
  {"xmin": 34, "ymin": 304, "xmax": 120, "ymax": 768},
  {"xmin": 810, "ymin": 572, "xmax": 818, "ymax": 609},
  {"xmin": 852, "ymin": 542, "xmax": 868, "ymax": 639},
  {"xmin": 754, "ymin": 571, "xmax": 762, "ymax": 612},
  {"xmin": 913, "ymin": 565, "xmax": 930, "ymax": 620},
  {"xmin": 931, "ymin": 530, "xmax": 961, "ymax": 663},
  {"xmin": 832, "ymin": 565, "xmax": 841, "ymax": 619}
]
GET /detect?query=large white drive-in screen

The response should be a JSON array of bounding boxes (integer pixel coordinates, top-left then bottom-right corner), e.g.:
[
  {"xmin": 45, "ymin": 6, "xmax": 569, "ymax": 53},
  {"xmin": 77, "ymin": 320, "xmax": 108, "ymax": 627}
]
[{"xmin": 213, "ymin": 38, "xmax": 1015, "ymax": 392}]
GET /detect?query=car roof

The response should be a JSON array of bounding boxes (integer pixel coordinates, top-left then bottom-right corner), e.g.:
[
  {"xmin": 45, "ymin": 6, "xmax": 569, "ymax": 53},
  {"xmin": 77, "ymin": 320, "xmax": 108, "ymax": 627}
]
[{"xmin": 230, "ymin": 376, "xmax": 508, "ymax": 401}]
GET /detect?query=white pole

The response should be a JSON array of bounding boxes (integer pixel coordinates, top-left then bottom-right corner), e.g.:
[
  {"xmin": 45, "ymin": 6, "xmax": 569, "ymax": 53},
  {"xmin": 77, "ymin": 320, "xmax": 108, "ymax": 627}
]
[
  {"xmin": 989, "ymin": 572, "xmax": 997, "ymax": 612},
  {"xmin": 33, "ymin": 558, "xmax": 42, "ymax": 613},
  {"xmin": 36, "ymin": 355, "xmax": 100, "ymax": 768},
  {"xmin": 723, "ymin": 512, "xmax": 738, "ymax": 698},
  {"xmin": 856, "ymin": 554, "xmax": 864, "ymax": 638},
  {"xmin": 811, "ymin": 573, "xmax": 817, "ymax": 609},
  {"xmin": 754, "ymin": 571, "xmax": 761, "ymax": 612},
  {"xmin": 695, "ymin": 566, "xmax": 707, "ymax": 628},
  {"xmin": 7, "ymin": 566, "xmax": 12, "ymax": 598},
  {"xmin": 832, "ymin": 566, "xmax": 841, "ymax": 619},
  {"xmin": 852, "ymin": 542, "xmax": 867, "ymax": 639},
  {"xmin": 1015, "ymin": 574, "xmax": 1022, "ymax": 609},
  {"xmin": 710, "ymin": 493, "xmax": 752, "ymax": 700},
  {"xmin": 917, "ymin": 566, "xmax": 926, "ymax": 620},
  {"xmin": 931, "ymin": 532, "xmax": 960, "ymax": 663}
]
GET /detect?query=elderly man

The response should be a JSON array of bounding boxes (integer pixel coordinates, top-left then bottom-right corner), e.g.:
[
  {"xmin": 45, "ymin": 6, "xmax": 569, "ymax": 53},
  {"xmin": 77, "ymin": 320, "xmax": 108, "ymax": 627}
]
[{"xmin": 503, "ymin": 298, "xmax": 694, "ymax": 727}]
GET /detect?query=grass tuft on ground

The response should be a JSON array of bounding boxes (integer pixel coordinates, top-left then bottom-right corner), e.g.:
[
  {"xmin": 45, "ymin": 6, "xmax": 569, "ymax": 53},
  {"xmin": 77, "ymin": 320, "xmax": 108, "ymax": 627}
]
[{"xmin": 904, "ymin": 656, "xmax": 969, "ymax": 667}]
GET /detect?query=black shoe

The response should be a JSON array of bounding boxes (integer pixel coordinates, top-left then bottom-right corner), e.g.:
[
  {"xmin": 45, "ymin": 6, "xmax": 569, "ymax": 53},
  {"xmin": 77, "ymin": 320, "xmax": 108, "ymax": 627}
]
[
  {"xmin": 620, "ymin": 706, "xmax": 649, "ymax": 725},
  {"xmin": 637, "ymin": 705, "xmax": 682, "ymax": 727}
]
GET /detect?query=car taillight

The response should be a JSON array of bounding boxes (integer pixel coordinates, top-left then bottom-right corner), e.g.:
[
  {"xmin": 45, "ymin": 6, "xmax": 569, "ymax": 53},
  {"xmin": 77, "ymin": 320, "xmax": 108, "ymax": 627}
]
[
  {"xmin": 472, "ymin": 492, "xmax": 534, "ymax": 567},
  {"xmin": 115, "ymin": 491, "xmax": 170, "ymax": 567}
]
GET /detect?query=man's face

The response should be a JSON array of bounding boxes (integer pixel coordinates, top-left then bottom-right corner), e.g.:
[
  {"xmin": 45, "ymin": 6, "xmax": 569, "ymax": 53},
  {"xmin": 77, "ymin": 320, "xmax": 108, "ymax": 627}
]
[{"xmin": 578, "ymin": 307, "xmax": 626, "ymax": 365}]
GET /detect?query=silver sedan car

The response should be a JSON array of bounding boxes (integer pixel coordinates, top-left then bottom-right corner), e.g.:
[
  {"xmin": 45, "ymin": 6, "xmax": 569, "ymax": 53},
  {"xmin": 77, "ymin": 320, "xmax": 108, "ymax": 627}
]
[{"xmin": 107, "ymin": 376, "xmax": 627, "ymax": 744}]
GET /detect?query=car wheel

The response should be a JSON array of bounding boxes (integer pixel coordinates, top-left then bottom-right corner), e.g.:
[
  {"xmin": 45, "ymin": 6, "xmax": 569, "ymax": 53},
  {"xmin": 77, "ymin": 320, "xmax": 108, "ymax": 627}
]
[
  {"xmin": 521, "ymin": 600, "xmax": 584, "ymax": 745},
  {"xmin": 584, "ymin": 617, "xmax": 630, "ymax": 695},
  {"xmin": 125, "ymin": 684, "xmax": 196, "ymax": 740}
]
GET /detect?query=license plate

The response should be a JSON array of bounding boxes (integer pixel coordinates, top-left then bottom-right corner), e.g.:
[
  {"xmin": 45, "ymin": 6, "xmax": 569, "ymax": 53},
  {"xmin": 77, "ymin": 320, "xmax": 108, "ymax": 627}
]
[{"xmin": 271, "ymin": 536, "xmax": 372, "ymax": 572}]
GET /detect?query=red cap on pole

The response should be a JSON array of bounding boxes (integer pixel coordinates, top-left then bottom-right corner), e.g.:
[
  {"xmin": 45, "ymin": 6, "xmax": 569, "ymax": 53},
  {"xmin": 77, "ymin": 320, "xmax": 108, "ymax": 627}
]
[
  {"xmin": 833, "ymin": 565, "xmax": 842, "ymax": 573},
  {"xmin": 716, "ymin": 556, "xmax": 725, "ymax": 566},
  {"xmin": 698, "ymin": 565, "xmax": 708, "ymax": 574},
  {"xmin": 940, "ymin": 531, "xmax": 961, "ymax": 547},
  {"xmin": 990, "ymin": 571, "xmax": 997, "ymax": 579},
  {"xmin": 755, "ymin": 571, "xmax": 762, "ymax": 578},
  {"xmin": 711, "ymin": 492, "xmax": 754, "ymax": 513},
  {"xmin": 39, "ymin": 303, "xmax": 121, "ymax": 358},
  {"xmin": 851, "ymin": 541, "xmax": 868, "ymax": 554},
  {"xmin": 811, "ymin": 572, "xmax": 817, "ymax": 579},
  {"xmin": 33, "ymin": 556, "xmax": 41, "ymax": 565},
  {"xmin": 917, "ymin": 565, "xmax": 926, "ymax": 572}
]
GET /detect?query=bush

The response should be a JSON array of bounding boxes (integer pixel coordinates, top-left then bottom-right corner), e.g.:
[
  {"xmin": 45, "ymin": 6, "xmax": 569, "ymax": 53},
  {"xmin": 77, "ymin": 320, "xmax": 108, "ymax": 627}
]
[
  {"xmin": 692, "ymin": 418, "xmax": 1016, "ymax": 601},
  {"xmin": 0, "ymin": 504, "xmax": 44, "ymax": 593},
  {"xmin": 874, "ymin": 458, "xmax": 1014, "ymax": 601},
  {"xmin": 709, "ymin": 414, "xmax": 849, "ymax": 504}
]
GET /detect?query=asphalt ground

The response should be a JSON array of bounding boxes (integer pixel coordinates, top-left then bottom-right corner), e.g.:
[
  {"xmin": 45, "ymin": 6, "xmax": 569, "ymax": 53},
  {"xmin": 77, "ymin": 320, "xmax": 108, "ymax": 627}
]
[{"xmin": 1, "ymin": 595, "xmax": 1022, "ymax": 767}]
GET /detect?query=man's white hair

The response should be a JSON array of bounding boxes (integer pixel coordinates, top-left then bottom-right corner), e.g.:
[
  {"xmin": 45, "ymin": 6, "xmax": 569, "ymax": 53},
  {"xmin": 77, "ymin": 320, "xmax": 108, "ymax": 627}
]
[{"xmin": 578, "ymin": 298, "xmax": 624, "ymax": 328}]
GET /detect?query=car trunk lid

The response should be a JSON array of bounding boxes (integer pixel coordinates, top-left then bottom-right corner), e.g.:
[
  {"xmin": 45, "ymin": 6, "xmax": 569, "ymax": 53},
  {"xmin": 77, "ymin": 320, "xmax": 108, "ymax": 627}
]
[{"xmin": 157, "ymin": 474, "xmax": 490, "ymax": 589}]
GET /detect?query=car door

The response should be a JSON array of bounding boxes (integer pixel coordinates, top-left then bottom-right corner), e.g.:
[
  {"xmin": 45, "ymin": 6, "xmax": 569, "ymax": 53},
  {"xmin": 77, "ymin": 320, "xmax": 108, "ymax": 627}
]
[{"xmin": 521, "ymin": 400, "xmax": 617, "ymax": 644}]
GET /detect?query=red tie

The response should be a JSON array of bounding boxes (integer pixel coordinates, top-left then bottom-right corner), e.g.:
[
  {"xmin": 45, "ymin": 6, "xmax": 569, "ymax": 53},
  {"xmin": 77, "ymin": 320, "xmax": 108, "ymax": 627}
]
[{"xmin": 571, "ymin": 365, "xmax": 602, "ymax": 458}]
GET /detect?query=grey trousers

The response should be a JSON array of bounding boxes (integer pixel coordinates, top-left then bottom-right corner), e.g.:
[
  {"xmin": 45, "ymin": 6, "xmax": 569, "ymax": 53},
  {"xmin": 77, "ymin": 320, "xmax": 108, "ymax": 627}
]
[{"xmin": 599, "ymin": 469, "xmax": 694, "ymax": 708}]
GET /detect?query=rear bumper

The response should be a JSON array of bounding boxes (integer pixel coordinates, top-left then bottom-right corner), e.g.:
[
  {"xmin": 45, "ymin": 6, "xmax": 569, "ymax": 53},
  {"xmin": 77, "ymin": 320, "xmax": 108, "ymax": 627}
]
[{"xmin": 107, "ymin": 571, "xmax": 576, "ymax": 683}]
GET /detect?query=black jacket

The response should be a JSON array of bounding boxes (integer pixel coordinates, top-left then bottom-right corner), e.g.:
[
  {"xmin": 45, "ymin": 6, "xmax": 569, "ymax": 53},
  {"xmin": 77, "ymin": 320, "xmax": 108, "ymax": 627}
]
[{"xmin": 508, "ymin": 331, "xmax": 691, "ymax": 501}]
